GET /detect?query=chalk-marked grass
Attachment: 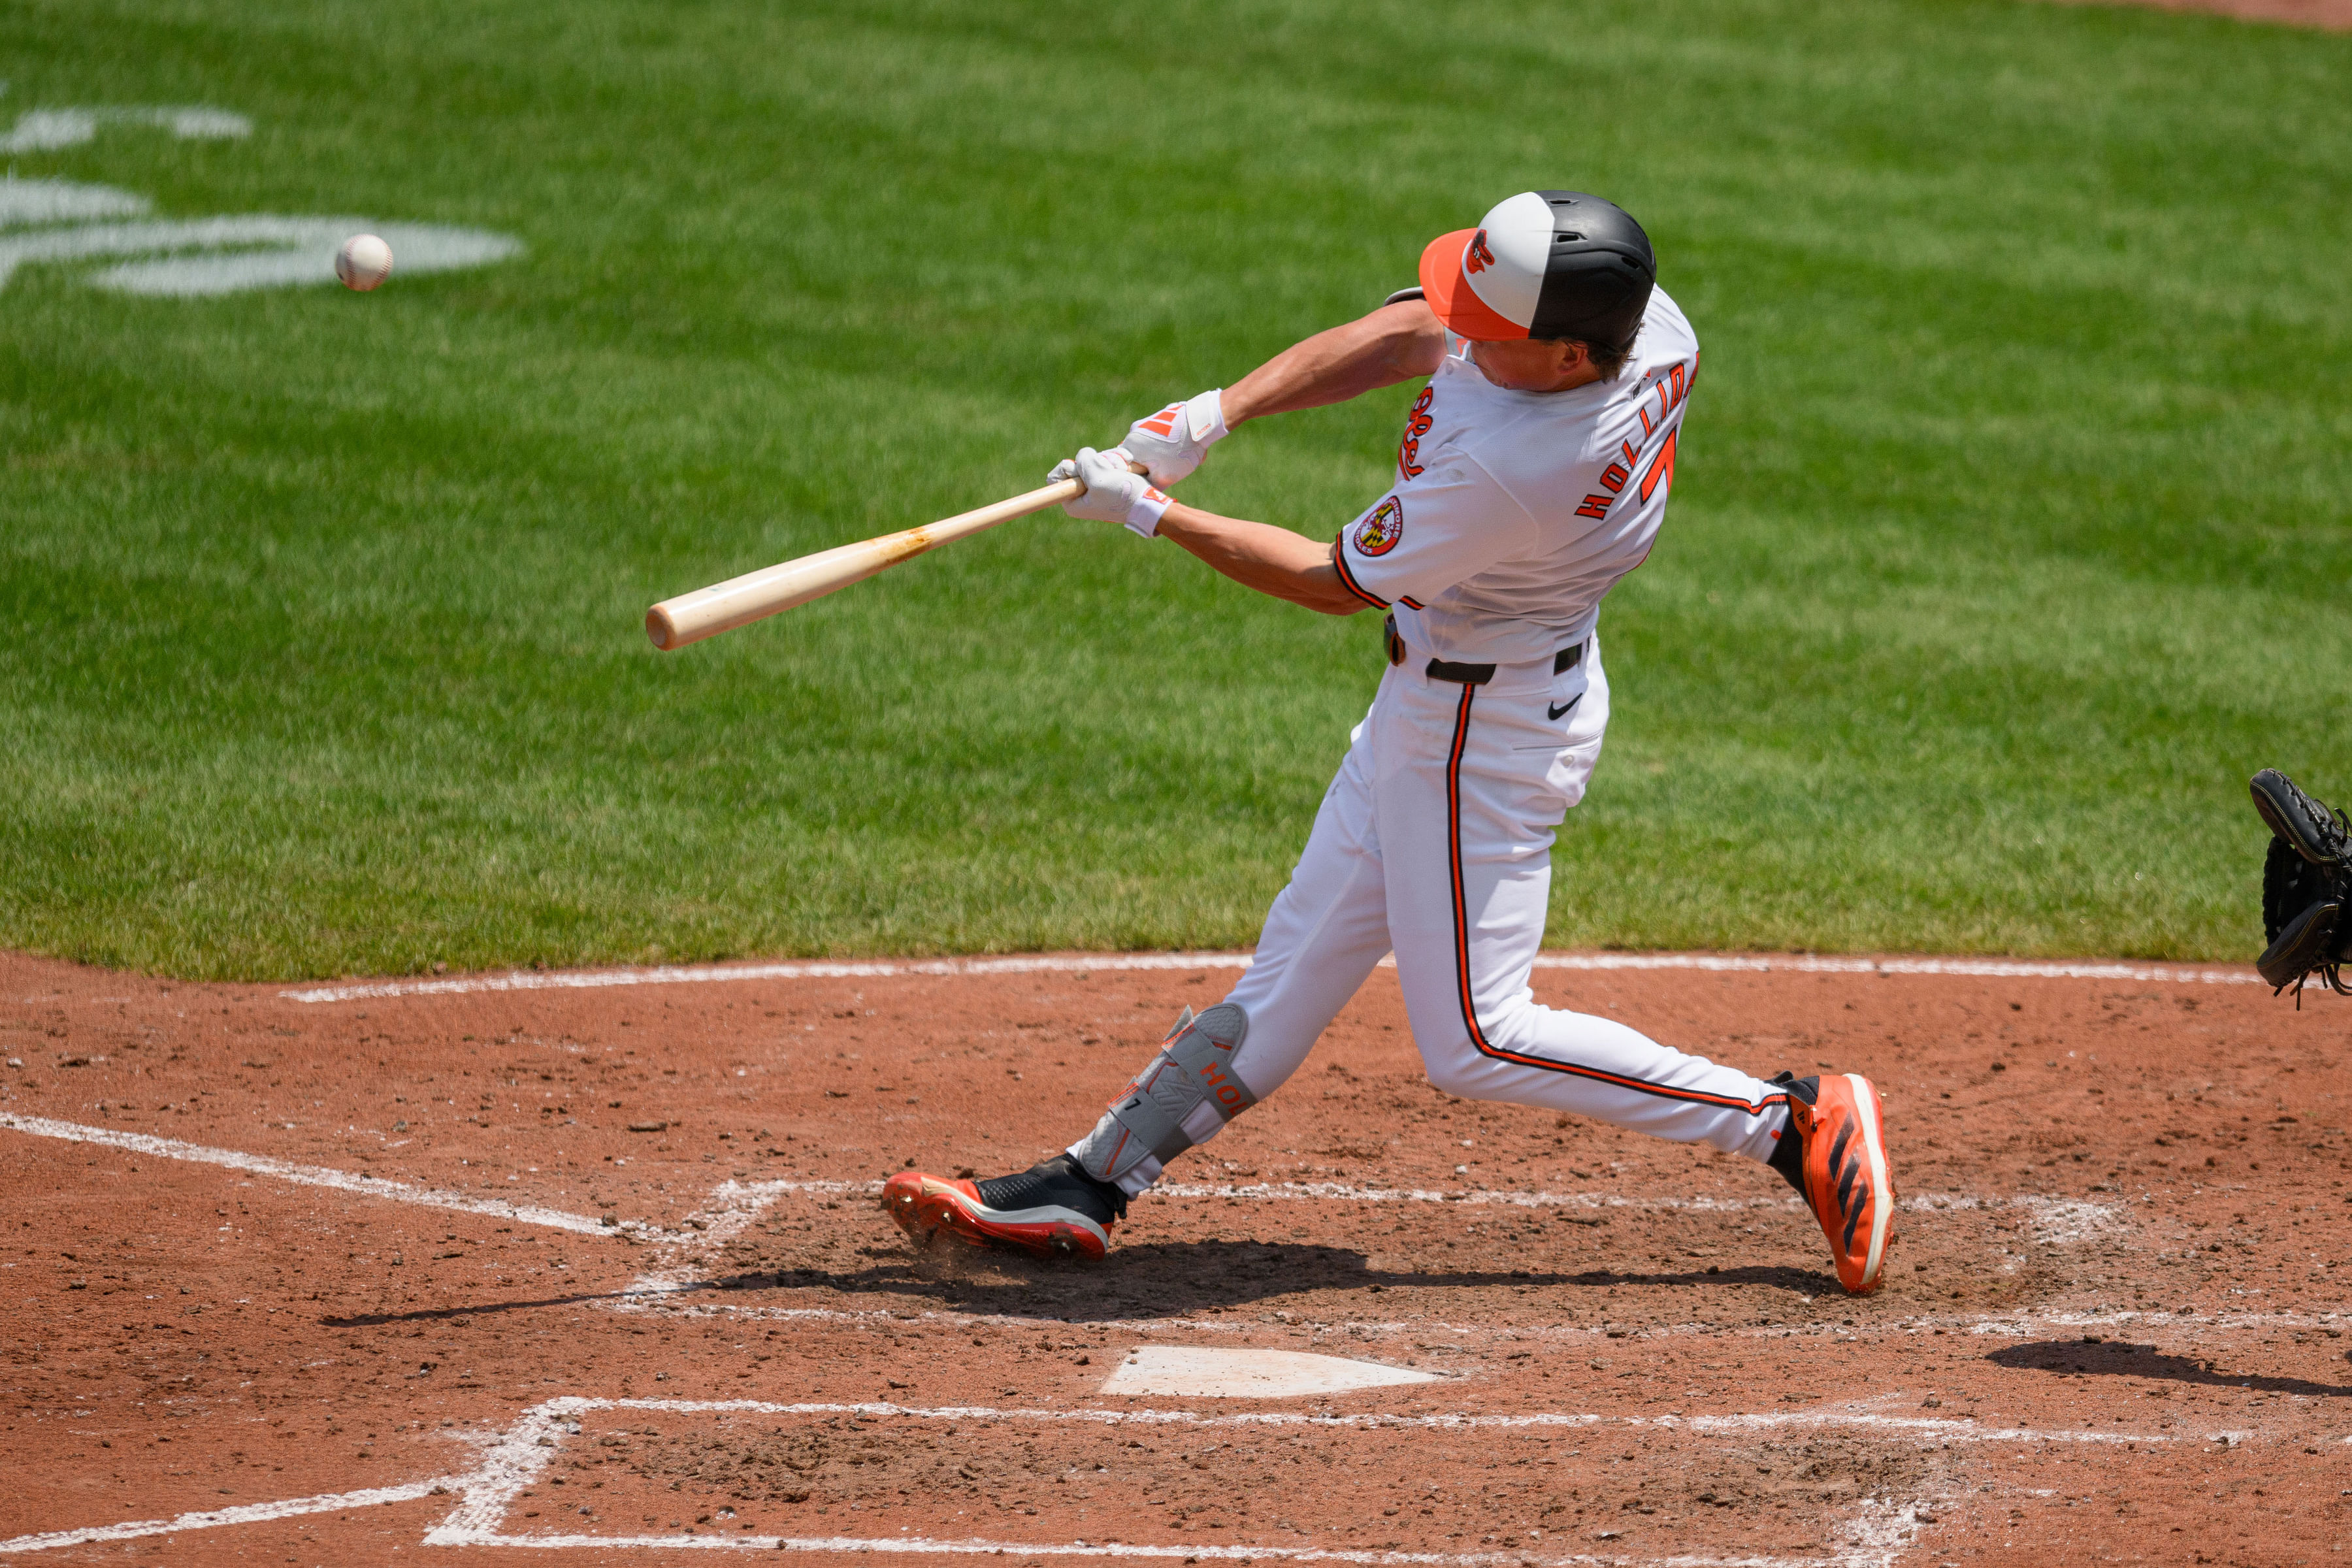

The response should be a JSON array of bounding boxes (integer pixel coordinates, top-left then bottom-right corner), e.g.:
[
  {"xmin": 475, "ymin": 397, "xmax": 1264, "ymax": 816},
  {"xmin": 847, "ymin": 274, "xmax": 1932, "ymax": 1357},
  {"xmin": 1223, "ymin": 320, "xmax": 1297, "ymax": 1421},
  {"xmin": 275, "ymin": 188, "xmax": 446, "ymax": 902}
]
[
  {"xmin": 0, "ymin": 215, "xmax": 521, "ymax": 297},
  {"xmin": 0, "ymin": 101, "xmax": 249, "ymax": 154}
]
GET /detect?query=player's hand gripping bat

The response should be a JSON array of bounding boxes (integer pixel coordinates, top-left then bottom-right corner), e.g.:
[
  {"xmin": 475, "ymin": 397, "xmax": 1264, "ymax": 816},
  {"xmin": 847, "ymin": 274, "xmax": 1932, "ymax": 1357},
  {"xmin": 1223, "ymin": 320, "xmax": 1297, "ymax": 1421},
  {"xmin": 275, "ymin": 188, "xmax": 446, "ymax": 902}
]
[{"xmin": 644, "ymin": 458, "xmax": 1147, "ymax": 651}]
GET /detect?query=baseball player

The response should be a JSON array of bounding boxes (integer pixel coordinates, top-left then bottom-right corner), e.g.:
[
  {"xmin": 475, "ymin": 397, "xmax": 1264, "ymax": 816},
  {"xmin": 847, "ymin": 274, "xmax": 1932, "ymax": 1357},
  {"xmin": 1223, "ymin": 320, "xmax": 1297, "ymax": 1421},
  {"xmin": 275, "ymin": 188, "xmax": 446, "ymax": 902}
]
[{"xmin": 884, "ymin": 191, "xmax": 1897, "ymax": 1295}]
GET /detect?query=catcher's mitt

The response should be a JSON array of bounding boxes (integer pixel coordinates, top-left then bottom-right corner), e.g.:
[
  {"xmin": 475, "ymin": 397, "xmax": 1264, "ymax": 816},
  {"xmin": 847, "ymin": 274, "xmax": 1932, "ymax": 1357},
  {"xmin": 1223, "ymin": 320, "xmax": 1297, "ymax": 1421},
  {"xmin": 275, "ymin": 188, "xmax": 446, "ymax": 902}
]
[{"xmin": 2250, "ymin": 768, "xmax": 2351, "ymax": 1003}]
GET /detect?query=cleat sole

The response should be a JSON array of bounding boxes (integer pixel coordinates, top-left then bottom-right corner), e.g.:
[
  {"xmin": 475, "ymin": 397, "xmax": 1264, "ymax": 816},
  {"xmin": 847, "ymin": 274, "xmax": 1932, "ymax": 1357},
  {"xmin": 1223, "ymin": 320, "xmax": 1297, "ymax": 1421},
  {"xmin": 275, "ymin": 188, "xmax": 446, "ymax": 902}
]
[{"xmin": 881, "ymin": 1170, "xmax": 1108, "ymax": 1261}]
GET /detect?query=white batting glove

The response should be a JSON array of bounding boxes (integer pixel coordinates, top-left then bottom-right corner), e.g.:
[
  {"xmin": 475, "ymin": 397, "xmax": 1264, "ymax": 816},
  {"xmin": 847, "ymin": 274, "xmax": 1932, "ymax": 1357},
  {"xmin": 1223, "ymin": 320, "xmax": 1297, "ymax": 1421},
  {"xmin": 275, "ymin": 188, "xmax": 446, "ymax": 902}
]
[
  {"xmin": 1119, "ymin": 389, "xmax": 1228, "ymax": 487},
  {"xmin": 1049, "ymin": 447, "xmax": 1173, "ymax": 538}
]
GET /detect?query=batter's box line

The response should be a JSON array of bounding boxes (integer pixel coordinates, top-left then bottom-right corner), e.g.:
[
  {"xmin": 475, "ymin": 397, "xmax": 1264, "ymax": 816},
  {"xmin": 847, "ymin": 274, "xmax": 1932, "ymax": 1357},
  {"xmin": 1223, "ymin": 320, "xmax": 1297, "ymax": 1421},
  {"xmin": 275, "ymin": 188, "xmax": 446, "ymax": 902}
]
[
  {"xmin": 659, "ymin": 1175, "xmax": 2121, "ymax": 1221},
  {"xmin": 0, "ymin": 1116, "xmax": 2129, "ymax": 1242},
  {"xmin": 0, "ymin": 1396, "xmax": 2227, "ymax": 1563},
  {"xmin": 620, "ymin": 1178, "xmax": 2127, "ymax": 1325},
  {"xmin": 276, "ymin": 949, "xmax": 2278, "ymax": 1004},
  {"xmin": 621, "ymin": 1178, "xmax": 2124, "ymax": 1310},
  {"xmin": 658, "ymin": 1296, "xmax": 2335, "ymax": 1351},
  {"xmin": 0, "ymin": 1477, "xmax": 464, "ymax": 1557},
  {"xmin": 423, "ymin": 1396, "xmax": 2169, "ymax": 1566},
  {"xmin": 0, "ymin": 1111, "xmax": 671, "ymax": 1240},
  {"xmin": 612, "ymin": 1175, "xmax": 1819, "ymax": 1304},
  {"xmin": 640, "ymin": 1300, "xmax": 2278, "ymax": 1349},
  {"xmin": 0, "ymin": 1118, "xmax": 2138, "ymax": 1338}
]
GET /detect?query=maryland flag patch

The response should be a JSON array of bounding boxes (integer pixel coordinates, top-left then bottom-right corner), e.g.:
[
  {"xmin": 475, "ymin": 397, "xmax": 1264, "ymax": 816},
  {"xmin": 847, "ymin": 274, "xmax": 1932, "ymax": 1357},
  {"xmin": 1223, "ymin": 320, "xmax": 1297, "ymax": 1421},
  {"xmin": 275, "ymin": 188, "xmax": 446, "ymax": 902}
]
[{"xmin": 1353, "ymin": 495, "xmax": 1404, "ymax": 557}]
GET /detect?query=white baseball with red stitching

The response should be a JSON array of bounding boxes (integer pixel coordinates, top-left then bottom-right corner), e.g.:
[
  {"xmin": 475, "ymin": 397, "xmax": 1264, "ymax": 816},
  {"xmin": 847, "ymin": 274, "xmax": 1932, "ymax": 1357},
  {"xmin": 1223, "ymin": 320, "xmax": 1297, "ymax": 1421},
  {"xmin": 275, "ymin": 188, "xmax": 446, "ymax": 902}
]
[{"xmin": 335, "ymin": 233, "xmax": 393, "ymax": 291}]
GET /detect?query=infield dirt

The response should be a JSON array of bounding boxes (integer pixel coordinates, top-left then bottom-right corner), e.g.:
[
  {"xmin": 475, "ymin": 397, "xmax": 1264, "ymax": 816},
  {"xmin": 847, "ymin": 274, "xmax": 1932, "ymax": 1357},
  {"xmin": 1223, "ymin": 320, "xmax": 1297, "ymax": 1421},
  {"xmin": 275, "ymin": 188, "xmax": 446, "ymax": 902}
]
[{"xmin": 3, "ymin": 948, "xmax": 2348, "ymax": 1565}]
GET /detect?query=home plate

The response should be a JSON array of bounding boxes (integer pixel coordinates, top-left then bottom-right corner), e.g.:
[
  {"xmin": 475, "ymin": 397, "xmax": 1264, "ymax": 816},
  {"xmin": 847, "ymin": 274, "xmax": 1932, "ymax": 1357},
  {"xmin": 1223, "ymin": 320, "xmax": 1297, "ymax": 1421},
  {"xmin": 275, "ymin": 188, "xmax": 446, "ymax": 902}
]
[{"xmin": 1099, "ymin": 1346, "xmax": 1441, "ymax": 1397}]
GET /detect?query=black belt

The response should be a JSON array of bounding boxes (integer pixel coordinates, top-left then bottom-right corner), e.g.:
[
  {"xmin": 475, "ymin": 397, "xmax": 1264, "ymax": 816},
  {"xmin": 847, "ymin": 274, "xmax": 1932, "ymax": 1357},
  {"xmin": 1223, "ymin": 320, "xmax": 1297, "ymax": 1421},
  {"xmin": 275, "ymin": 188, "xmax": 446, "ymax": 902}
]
[{"xmin": 1384, "ymin": 614, "xmax": 1580, "ymax": 683}]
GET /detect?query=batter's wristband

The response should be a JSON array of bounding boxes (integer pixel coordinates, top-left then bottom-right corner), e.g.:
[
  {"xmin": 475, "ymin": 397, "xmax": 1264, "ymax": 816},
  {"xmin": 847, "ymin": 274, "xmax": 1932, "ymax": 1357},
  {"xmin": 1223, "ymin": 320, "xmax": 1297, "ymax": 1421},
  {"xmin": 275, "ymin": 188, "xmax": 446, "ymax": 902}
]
[
  {"xmin": 1125, "ymin": 487, "xmax": 1173, "ymax": 538},
  {"xmin": 1187, "ymin": 388, "xmax": 1230, "ymax": 447}
]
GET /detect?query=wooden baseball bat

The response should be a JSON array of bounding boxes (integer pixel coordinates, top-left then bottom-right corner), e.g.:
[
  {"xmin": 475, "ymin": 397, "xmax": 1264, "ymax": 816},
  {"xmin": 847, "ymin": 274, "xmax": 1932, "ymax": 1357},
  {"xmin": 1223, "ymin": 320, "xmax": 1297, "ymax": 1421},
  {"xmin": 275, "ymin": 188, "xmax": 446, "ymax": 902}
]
[{"xmin": 644, "ymin": 463, "xmax": 1142, "ymax": 651}]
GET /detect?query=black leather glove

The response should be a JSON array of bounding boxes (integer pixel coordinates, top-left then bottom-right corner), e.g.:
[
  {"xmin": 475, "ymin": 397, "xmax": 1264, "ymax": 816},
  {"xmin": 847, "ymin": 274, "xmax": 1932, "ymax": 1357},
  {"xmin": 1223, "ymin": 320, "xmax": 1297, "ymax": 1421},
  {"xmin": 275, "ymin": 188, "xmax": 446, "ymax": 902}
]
[{"xmin": 2250, "ymin": 768, "xmax": 2351, "ymax": 1003}]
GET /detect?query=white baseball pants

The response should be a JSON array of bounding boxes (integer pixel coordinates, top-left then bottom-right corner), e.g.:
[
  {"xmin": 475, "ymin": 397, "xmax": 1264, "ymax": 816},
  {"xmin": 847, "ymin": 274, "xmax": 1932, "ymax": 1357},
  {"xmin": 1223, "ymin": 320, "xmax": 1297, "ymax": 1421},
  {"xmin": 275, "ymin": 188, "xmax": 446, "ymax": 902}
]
[{"xmin": 1086, "ymin": 633, "xmax": 1790, "ymax": 1195}]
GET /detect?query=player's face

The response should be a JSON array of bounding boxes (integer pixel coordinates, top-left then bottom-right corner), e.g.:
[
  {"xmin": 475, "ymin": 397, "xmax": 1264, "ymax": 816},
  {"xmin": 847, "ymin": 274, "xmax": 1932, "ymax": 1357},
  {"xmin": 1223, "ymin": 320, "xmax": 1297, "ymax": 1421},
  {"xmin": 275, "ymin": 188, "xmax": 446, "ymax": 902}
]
[{"xmin": 1467, "ymin": 336, "xmax": 1592, "ymax": 393}]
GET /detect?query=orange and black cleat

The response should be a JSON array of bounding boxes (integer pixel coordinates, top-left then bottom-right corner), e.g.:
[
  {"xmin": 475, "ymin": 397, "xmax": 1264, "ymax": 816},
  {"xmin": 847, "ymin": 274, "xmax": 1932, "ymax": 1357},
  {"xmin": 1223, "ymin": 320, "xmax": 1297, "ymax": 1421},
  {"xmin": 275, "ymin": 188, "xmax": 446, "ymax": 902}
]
[
  {"xmin": 881, "ymin": 1154, "xmax": 1128, "ymax": 1261},
  {"xmin": 1768, "ymin": 1071, "xmax": 1896, "ymax": 1294}
]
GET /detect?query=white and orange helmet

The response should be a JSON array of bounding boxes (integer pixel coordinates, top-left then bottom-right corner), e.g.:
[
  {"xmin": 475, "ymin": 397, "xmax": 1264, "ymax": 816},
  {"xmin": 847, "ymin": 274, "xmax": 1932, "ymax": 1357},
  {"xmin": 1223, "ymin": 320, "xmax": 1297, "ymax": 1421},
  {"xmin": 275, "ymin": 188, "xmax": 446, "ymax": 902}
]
[{"xmin": 1416, "ymin": 190, "xmax": 1656, "ymax": 352}]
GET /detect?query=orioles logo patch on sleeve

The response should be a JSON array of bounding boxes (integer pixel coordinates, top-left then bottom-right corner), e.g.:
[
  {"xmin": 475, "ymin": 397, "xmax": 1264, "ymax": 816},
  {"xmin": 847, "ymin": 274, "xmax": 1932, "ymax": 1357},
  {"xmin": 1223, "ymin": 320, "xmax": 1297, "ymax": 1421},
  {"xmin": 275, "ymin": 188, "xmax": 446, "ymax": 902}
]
[{"xmin": 1353, "ymin": 495, "xmax": 1404, "ymax": 557}]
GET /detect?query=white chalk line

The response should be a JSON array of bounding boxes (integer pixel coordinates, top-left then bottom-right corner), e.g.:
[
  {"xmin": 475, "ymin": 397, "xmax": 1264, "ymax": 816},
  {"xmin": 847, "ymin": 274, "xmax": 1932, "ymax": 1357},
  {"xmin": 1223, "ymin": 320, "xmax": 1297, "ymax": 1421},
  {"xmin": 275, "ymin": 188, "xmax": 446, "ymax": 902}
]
[
  {"xmin": 430, "ymin": 1535, "xmax": 1840, "ymax": 1568},
  {"xmin": 0, "ymin": 1477, "xmax": 456, "ymax": 1555},
  {"xmin": 420, "ymin": 1397, "xmax": 2174, "ymax": 1567},
  {"xmin": 1526, "ymin": 953, "xmax": 2263, "ymax": 987},
  {"xmin": 491, "ymin": 1394, "xmax": 2189, "ymax": 1444},
  {"xmin": 428, "ymin": 1401, "xmax": 2182, "ymax": 1568},
  {"xmin": 1161, "ymin": 1179, "xmax": 1803, "ymax": 1211},
  {"xmin": 668, "ymin": 1174, "xmax": 1799, "ymax": 1212},
  {"xmin": 0, "ymin": 1113, "xmax": 640, "ymax": 1238},
  {"xmin": 666, "ymin": 1174, "xmax": 2119, "ymax": 1225},
  {"xmin": 278, "ymin": 950, "xmax": 2270, "ymax": 1004},
  {"xmin": 0, "ymin": 1387, "xmax": 2232, "ymax": 1560},
  {"xmin": 0, "ymin": 1119, "xmax": 2202, "ymax": 1452},
  {"xmin": 0, "ymin": 1117, "xmax": 2117, "ymax": 1283},
  {"xmin": 282, "ymin": 953, "xmax": 1256, "ymax": 1004},
  {"xmin": 0, "ymin": 103, "xmax": 250, "ymax": 154},
  {"xmin": 621, "ymin": 1172, "xmax": 1821, "ymax": 1307},
  {"xmin": 0, "ymin": 175, "xmax": 151, "ymax": 227},
  {"xmin": 1966, "ymin": 1305, "xmax": 2352, "ymax": 1335},
  {"xmin": 0, "ymin": 1380, "xmax": 1851, "ymax": 1565},
  {"xmin": 0, "ymin": 215, "xmax": 523, "ymax": 297},
  {"xmin": 666, "ymin": 1299, "xmax": 2270, "ymax": 1345},
  {"xmin": 0, "ymin": 1116, "xmax": 2136, "ymax": 1337},
  {"xmin": 625, "ymin": 1177, "xmax": 808, "ymax": 1298},
  {"xmin": 633, "ymin": 1291, "xmax": 2311, "ymax": 1354},
  {"xmin": 623, "ymin": 1177, "xmax": 2122, "ymax": 1328}
]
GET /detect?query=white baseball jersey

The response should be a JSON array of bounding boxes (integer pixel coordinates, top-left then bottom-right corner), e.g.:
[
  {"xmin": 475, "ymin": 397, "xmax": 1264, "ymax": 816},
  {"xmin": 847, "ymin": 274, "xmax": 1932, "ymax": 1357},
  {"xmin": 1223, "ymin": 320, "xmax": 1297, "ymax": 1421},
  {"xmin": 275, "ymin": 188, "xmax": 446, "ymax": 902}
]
[{"xmin": 1330, "ymin": 287, "xmax": 1701, "ymax": 664}]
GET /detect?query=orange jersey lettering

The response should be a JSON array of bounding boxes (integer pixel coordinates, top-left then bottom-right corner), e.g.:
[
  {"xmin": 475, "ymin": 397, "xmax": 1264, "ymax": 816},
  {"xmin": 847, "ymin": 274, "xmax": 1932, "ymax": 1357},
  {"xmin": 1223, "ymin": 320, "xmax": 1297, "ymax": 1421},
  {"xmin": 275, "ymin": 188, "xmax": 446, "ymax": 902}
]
[{"xmin": 1397, "ymin": 385, "xmax": 1435, "ymax": 480}]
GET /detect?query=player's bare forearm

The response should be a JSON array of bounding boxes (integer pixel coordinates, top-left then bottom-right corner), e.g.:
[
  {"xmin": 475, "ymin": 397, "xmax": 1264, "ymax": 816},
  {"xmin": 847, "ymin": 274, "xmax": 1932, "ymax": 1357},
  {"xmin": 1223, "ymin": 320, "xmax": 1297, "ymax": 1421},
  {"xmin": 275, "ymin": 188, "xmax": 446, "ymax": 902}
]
[
  {"xmin": 1220, "ymin": 299, "xmax": 1446, "ymax": 426},
  {"xmin": 1154, "ymin": 502, "xmax": 1365, "ymax": 617}
]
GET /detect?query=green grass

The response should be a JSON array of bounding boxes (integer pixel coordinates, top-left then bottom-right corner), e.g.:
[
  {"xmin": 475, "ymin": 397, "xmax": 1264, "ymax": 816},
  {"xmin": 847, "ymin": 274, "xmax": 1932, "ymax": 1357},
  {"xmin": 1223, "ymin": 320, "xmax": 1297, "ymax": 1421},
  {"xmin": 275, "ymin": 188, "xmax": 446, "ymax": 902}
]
[{"xmin": 2, "ymin": 0, "xmax": 2348, "ymax": 979}]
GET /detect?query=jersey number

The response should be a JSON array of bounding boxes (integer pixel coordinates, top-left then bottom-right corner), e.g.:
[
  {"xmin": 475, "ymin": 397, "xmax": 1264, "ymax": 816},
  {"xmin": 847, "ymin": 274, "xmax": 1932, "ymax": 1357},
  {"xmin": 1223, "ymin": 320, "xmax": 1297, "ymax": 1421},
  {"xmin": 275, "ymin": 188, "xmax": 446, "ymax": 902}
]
[
  {"xmin": 1575, "ymin": 428, "xmax": 1678, "ymax": 519},
  {"xmin": 1638, "ymin": 429, "xmax": 1676, "ymax": 504}
]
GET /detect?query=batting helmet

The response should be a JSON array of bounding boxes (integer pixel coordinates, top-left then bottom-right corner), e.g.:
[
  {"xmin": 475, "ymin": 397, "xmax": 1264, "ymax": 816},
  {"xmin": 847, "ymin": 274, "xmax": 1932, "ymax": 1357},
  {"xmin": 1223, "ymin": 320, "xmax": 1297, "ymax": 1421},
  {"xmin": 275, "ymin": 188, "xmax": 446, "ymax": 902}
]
[{"xmin": 1418, "ymin": 191, "xmax": 1656, "ymax": 352}]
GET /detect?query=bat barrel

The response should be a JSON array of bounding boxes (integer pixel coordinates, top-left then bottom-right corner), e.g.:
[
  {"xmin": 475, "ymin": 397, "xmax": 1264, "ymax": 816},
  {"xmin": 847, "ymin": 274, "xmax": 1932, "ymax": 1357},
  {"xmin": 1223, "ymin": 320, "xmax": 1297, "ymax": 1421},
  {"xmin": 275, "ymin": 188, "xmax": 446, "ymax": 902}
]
[
  {"xmin": 644, "ymin": 476, "xmax": 1087, "ymax": 650},
  {"xmin": 645, "ymin": 536, "xmax": 906, "ymax": 651}
]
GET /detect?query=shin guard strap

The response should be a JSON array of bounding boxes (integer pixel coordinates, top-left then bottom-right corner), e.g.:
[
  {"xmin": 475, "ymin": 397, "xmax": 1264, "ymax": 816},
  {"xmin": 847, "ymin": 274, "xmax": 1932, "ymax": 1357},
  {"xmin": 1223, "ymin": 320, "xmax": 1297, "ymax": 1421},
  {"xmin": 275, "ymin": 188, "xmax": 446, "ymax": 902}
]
[{"xmin": 1073, "ymin": 1003, "xmax": 1253, "ymax": 1185}]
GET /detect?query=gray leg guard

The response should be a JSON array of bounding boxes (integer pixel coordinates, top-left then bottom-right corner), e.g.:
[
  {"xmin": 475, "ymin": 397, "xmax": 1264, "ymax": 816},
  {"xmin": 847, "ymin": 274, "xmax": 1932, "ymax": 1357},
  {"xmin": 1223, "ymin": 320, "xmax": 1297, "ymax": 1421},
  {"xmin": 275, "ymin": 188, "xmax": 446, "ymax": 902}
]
[{"xmin": 1071, "ymin": 1002, "xmax": 1254, "ymax": 1188}]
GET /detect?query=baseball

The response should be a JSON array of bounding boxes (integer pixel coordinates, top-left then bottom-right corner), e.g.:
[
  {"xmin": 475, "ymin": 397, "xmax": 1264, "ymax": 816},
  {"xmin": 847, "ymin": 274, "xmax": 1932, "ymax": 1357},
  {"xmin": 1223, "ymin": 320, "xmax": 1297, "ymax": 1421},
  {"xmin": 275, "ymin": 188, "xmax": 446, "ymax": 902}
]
[{"xmin": 335, "ymin": 233, "xmax": 393, "ymax": 292}]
